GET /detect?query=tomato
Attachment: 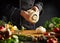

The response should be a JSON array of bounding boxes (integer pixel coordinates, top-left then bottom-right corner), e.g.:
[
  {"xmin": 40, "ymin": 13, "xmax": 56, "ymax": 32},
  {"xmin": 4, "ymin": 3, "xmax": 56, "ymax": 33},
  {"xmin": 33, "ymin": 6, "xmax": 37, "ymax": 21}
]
[
  {"xmin": 44, "ymin": 32, "xmax": 50, "ymax": 37},
  {"xmin": 0, "ymin": 26, "xmax": 5, "ymax": 32},
  {"xmin": 52, "ymin": 28, "xmax": 60, "ymax": 37},
  {"xmin": 47, "ymin": 38, "xmax": 58, "ymax": 43},
  {"xmin": 52, "ymin": 28, "xmax": 60, "ymax": 33}
]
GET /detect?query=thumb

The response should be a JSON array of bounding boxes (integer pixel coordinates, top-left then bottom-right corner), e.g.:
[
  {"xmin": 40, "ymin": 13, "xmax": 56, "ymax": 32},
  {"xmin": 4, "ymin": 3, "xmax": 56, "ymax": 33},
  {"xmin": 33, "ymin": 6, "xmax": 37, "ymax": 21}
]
[{"xmin": 20, "ymin": 10, "xmax": 30, "ymax": 20}]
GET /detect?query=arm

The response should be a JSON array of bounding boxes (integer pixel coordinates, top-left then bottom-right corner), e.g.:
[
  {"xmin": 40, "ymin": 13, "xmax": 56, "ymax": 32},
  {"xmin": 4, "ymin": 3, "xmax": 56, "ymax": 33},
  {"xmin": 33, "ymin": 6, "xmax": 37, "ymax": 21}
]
[{"xmin": 35, "ymin": 2, "xmax": 43, "ymax": 13}]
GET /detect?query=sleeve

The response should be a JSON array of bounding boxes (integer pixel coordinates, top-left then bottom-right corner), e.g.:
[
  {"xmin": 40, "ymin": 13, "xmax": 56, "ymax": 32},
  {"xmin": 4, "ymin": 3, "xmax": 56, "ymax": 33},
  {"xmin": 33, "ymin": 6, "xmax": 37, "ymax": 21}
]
[{"xmin": 34, "ymin": 2, "xmax": 43, "ymax": 12}]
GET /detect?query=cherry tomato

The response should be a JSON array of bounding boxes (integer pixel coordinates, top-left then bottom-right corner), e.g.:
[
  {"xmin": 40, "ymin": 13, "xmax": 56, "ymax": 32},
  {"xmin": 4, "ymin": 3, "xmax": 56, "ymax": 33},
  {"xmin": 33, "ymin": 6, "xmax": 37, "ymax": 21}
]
[
  {"xmin": 47, "ymin": 38, "xmax": 58, "ymax": 43},
  {"xmin": 44, "ymin": 32, "xmax": 50, "ymax": 37}
]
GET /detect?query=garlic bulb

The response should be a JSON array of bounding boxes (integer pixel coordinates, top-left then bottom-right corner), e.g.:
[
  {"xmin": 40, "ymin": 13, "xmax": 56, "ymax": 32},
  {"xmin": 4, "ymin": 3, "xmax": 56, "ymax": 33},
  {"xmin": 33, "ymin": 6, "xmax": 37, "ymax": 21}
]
[
  {"xmin": 36, "ymin": 26, "xmax": 46, "ymax": 33},
  {"xmin": 49, "ymin": 23, "xmax": 54, "ymax": 28}
]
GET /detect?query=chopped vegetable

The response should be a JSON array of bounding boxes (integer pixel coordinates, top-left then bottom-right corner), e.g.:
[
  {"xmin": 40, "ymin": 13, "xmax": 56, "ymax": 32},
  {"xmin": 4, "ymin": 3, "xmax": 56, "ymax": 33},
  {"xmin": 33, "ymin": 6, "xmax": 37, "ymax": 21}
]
[{"xmin": 36, "ymin": 26, "xmax": 46, "ymax": 33}]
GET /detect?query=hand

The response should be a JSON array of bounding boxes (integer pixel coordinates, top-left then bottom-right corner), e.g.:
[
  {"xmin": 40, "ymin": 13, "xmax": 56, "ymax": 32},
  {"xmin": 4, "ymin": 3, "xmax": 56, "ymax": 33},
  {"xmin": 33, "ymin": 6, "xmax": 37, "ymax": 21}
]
[{"xmin": 20, "ymin": 6, "xmax": 40, "ymax": 24}]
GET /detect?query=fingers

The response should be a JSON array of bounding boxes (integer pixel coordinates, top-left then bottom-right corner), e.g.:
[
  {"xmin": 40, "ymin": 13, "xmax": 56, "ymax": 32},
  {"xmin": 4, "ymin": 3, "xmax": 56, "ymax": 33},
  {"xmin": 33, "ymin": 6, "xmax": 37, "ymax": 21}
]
[
  {"xmin": 20, "ymin": 6, "xmax": 40, "ymax": 24},
  {"xmin": 31, "ymin": 6, "xmax": 37, "ymax": 11},
  {"xmin": 20, "ymin": 10, "xmax": 28, "ymax": 15},
  {"xmin": 31, "ymin": 6, "xmax": 39, "ymax": 12},
  {"xmin": 20, "ymin": 10, "xmax": 29, "ymax": 18}
]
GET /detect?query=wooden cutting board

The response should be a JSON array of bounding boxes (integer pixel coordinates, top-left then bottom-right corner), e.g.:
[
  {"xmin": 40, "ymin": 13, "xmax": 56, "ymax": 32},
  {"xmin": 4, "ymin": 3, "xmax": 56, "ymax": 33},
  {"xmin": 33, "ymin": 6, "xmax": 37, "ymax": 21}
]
[{"xmin": 19, "ymin": 30, "xmax": 42, "ymax": 37}]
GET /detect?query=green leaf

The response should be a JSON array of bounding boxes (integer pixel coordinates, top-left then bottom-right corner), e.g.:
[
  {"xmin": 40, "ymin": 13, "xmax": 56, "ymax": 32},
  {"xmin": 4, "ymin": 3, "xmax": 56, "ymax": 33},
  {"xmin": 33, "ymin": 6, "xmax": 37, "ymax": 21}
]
[
  {"xmin": 44, "ymin": 17, "xmax": 60, "ymax": 31},
  {"xmin": 6, "ymin": 39, "xmax": 15, "ymax": 43}
]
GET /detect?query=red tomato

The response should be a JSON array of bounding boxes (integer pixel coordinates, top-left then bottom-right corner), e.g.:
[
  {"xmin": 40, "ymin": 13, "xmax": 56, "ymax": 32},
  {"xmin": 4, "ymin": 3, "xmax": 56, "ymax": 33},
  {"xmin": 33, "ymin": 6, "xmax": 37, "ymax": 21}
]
[
  {"xmin": 52, "ymin": 28, "xmax": 60, "ymax": 33},
  {"xmin": 0, "ymin": 26, "xmax": 5, "ymax": 32},
  {"xmin": 47, "ymin": 38, "xmax": 58, "ymax": 43},
  {"xmin": 44, "ymin": 32, "xmax": 50, "ymax": 37}
]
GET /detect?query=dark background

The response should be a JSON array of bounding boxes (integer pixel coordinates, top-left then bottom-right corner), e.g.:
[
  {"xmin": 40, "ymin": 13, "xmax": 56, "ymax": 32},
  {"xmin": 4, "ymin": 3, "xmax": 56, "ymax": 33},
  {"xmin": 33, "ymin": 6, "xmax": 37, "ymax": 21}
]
[
  {"xmin": 36, "ymin": 0, "xmax": 60, "ymax": 27},
  {"xmin": 0, "ymin": 0, "xmax": 60, "ymax": 28}
]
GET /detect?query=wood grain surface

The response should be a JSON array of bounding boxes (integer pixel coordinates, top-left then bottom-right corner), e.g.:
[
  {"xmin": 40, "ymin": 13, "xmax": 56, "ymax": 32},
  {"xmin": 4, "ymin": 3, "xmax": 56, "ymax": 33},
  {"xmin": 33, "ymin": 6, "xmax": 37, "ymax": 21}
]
[{"xmin": 20, "ymin": 30, "xmax": 42, "ymax": 37}]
